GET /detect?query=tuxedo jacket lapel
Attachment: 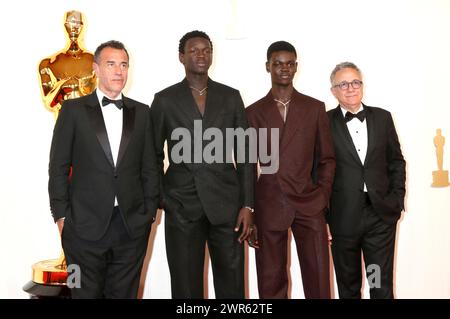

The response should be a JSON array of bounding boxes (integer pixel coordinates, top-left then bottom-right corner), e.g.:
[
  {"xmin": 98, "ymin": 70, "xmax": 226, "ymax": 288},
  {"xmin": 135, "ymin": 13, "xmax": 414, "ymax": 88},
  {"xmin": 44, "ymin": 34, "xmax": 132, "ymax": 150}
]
[
  {"xmin": 332, "ymin": 105, "xmax": 363, "ymax": 165},
  {"xmin": 175, "ymin": 79, "xmax": 203, "ymax": 129},
  {"xmin": 171, "ymin": 78, "xmax": 226, "ymax": 131},
  {"xmin": 86, "ymin": 91, "xmax": 136, "ymax": 170},
  {"xmin": 203, "ymin": 79, "xmax": 223, "ymax": 129},
  {"xmin": 86, "ymin": 92, "xmax": 115, "ymax": 168},
  {"xmin": 363, "ymin": 105, "xmax": 376, "ymax": 166},
  {"xmin": 116, "ymin": 96, "xmax": 136, "ymax": 168}
]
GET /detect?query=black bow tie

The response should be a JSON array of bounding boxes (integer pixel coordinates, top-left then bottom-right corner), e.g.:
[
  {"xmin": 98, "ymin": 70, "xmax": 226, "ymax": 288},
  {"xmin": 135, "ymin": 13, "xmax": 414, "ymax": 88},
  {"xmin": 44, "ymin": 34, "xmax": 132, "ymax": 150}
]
[
  {"xmin": 102, "ymin": 96, "xmax": 123, "ymax": 109},
  {"xmin": 345, "ymin": 110, "xmax": 365, "ymax": 122}
]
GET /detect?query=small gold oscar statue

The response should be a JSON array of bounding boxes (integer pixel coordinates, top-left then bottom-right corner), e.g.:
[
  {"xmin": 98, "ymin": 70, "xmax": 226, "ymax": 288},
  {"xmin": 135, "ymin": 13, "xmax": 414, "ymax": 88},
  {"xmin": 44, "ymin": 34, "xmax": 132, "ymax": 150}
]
[
  {"xmin": 432, "ymin": 128, "xmax": 449, "ymax": 187},
  {"xmin": 24, "ymin": 10, "xmax": 96, "ymax": 298}
]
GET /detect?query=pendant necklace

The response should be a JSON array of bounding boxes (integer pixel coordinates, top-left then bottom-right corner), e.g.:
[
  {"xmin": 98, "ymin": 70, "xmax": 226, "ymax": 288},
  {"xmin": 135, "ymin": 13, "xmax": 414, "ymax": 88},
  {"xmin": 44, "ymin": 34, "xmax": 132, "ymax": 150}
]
[
  {"xmin": 274, "ymin": 98, "xmax": 291, "ymax": 122},
  {"xmin": 190, "ymin": 86, "xmax": 208, "ymax": 95}
]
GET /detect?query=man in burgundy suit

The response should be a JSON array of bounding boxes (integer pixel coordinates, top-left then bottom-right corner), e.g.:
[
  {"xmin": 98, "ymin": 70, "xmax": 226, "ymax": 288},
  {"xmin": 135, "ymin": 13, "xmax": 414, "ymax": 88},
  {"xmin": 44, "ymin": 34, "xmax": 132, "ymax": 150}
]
[{"xmin": 246, "ymin": 41, "xmax": 335, "ymax": 298}]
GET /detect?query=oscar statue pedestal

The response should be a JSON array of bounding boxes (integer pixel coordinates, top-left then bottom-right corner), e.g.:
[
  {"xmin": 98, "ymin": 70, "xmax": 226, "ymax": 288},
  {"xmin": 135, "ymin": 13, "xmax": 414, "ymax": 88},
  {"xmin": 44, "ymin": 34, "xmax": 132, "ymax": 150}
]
[
  {"xmin": 23, "ymin": 255, "xmax": 70, "ymax": 298},
  {"xmin": 432, "ymin": 170, "xmax": 450, "ymax": 187}
]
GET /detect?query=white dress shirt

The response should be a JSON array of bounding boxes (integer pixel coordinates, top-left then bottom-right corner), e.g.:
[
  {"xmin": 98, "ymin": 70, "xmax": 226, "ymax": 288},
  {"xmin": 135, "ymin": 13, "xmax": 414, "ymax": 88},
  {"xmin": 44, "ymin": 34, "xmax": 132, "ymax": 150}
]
[
  {"xmin": 340, "ymin": 104, "xmax": 368, "ymax": 192},
  {"xmin": 97, "ymin": 89, "xmax": 123, "ymax": 206}
]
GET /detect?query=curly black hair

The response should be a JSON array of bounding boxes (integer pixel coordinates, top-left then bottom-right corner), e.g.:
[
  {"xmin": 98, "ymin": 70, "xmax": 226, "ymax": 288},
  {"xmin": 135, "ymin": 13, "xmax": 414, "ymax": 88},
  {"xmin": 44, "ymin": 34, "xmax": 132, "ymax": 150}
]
[
  {"xmin": 267, "ymin": 41, "xmax": 296, "ymax": 61},
  {"xmin": 179, "ymin": 30, "xmax": 213, "ymax": 54}
]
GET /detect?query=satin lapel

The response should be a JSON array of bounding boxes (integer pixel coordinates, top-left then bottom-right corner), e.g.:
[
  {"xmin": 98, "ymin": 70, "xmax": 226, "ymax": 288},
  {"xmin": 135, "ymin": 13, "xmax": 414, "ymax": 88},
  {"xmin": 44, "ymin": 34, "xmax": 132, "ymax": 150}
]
[
  {"xmin": 333, "ymin": 106, "xmax": 363, "ymax": 165},
  {"xmin": 280, "ymin": 91, "xmax": 306, "ymax": 154},
  {"xmin": 202, "ymin": 79, "xmax": 223, "ymax": 129},
  {"xmin": 116, "ymin": 96, "xmax": 135, "ymax": 168},
  {"xmin": 175, "ymin": 79, "xmax": 202, "ymax": 130},
  {"xmin": 86, "ymin": 92, "xmax": 114, "ymax": 168},
  {"xmin": 363, "ymin": 105, "xmax": 375, "ymax": 166}
]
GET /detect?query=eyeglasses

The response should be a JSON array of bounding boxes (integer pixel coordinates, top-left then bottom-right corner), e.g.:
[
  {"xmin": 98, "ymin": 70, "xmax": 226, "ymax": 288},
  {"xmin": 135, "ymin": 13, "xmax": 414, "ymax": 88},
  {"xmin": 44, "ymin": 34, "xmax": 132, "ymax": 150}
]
[{"xmin": 332, "ymin": 79, "xmax": 363, "ymax": 90}]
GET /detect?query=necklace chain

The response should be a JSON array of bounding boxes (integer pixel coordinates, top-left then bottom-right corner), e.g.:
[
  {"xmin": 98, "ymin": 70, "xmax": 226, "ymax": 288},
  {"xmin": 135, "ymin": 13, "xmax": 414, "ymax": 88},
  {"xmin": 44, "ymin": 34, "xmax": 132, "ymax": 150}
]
[
  {"xmin": 273, "ymin": 98, "xmax": 291, "ymax": 108},
  {"xmin": 274, "ymin": 98, "xmax": 291, "ymax": 122},
  {"xmin": 190, "ymin": 86, "xmax": 208, "ymax": 95}
]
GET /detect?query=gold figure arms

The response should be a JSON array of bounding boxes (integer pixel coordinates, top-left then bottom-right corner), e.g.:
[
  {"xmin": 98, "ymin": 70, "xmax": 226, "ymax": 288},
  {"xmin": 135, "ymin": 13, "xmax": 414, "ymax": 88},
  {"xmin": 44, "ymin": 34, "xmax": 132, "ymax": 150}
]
[{"xmin": 38, "ymin": 10, "xmax": 96, "ymax": 117}]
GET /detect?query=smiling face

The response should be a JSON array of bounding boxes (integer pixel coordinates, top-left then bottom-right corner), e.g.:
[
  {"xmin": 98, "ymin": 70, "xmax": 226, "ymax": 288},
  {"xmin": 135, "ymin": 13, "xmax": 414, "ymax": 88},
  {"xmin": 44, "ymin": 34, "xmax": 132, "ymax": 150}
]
[
  {"xmin": 93, "ymin": 47, "xmax": 129, "ymax": 98},
  {"xmin": 179, "ymin": 37, "xmax": 212, "ymax": 76},
  {"xmin": 266, "ymin": 51, "xmax": 297, "ymax": 87},
  {"xmin": 331, "ymin": 67, "xmax": 364, "ymax": 113}
]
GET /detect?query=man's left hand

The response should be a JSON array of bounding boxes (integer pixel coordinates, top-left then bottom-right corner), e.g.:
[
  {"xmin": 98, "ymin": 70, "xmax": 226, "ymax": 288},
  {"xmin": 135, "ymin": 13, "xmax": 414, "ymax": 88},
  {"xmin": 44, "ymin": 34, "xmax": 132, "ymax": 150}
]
[{"xmin": 234, "ymin": 207, "xmax": 259, "ymax": 248}]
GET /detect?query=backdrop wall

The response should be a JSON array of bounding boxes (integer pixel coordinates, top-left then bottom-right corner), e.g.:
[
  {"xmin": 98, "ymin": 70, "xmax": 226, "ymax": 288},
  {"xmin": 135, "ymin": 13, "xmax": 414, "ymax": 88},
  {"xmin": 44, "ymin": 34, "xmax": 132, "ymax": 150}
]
[{"xmin": 1, "ymin": 0, "xmax": 449, "ymax": 298}]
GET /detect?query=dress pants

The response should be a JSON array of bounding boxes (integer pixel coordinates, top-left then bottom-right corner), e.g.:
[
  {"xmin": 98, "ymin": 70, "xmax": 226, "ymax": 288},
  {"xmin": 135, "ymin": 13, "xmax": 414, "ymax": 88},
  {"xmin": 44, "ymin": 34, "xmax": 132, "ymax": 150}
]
[
  {"xmin": 165, "ymin": 210, "xmax": 244, "ymax": 299},
  {"xmin": 331, "ymin": 193, "xmax": 397, "ymax": 299},
  {"xmin": 62, "ymin": 206, "xmax": 150, "ymax": 298},
  {"xmin": 256, "ymin": 210, "xmax": 331, "ymax": 299}
]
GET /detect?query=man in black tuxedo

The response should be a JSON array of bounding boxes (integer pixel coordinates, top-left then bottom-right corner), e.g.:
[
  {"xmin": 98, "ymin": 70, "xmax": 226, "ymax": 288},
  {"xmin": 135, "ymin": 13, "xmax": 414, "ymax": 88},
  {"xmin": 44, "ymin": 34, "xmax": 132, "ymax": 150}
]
[
  {"xmin": 150, "ymin": 30, "xmax": 255, "ymax": 298},
  {"xmin": 48, "ymin": 40, "xmax": 159, "ymax": 298},
  {"xmin": 327, "ymin": 62, "xmax": 406, "ymax": 299}
]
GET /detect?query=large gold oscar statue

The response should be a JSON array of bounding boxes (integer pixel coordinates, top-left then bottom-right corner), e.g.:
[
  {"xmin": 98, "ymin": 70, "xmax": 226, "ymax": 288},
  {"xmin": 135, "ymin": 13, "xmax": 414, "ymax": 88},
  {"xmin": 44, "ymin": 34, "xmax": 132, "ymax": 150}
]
[
  {"xmin": 24, "ymin": 10, "xmax": 96, "ymax": 297},
  {"xmin": 38, "ymin": 10, "xmax": 96, "ymax": 118}
]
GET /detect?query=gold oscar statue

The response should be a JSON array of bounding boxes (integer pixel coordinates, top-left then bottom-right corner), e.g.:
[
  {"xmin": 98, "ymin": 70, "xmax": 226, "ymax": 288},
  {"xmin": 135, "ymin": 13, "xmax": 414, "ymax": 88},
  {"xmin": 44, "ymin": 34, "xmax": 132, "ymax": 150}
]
[
  {"xmin": 432, "ymin": 128, "xmax": 450, "ymax": 187},
  {"xmin": 24, "ymin": 10, "xmax": 96, "ymax": 297},
  {"xmin": 38, "ymin": 10, "xmax": 96, "ymax": 119}
]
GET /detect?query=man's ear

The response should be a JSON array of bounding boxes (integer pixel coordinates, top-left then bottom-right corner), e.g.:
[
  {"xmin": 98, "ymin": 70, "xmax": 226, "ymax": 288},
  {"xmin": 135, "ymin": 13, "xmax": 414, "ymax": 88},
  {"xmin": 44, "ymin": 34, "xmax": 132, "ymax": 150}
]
[
  {"xmin": 330, "ymin": 87, "xmax": 337, "ymax": 99},
  {"xmin": 92, "ymin": 62, "xmax": 98, "ymax": 76},
  {"xmin": 265, "ymin": 61, "xmax": 270, "ymax": 73},
  {"xmin": 179, "ymin": 53, "xmax": 184, "ymax": 64}
]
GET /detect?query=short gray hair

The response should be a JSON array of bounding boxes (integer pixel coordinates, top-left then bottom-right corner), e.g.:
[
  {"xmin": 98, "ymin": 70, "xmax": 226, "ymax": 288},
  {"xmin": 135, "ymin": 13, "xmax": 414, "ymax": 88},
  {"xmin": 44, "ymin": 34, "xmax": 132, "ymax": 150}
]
[
  {"xmin": 94, "ymin": 40, "xmax": 129, "ymax": 64},
  {"xmin": 330, "ymin": 62, "xmax": 362, "ymax": 84}
]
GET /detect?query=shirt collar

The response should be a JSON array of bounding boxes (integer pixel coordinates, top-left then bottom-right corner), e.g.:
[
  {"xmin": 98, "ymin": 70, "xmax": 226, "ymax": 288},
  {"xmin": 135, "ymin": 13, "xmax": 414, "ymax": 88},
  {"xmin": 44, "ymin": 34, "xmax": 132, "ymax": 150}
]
[
  {"xmin": 340, "ymin": 104, "xmax": 363, "ymax": 117},
  {"xmin": 96, "ymin": 89, "xmax": 123, "ymax": 107}
]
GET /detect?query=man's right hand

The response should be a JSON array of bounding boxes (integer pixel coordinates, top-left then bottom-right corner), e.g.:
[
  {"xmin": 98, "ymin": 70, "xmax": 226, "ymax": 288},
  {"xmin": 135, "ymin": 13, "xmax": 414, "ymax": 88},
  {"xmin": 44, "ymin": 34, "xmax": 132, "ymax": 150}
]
[{"xmin": 56, "ymin": 218, "xmax": 65, "ymax": 235}]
